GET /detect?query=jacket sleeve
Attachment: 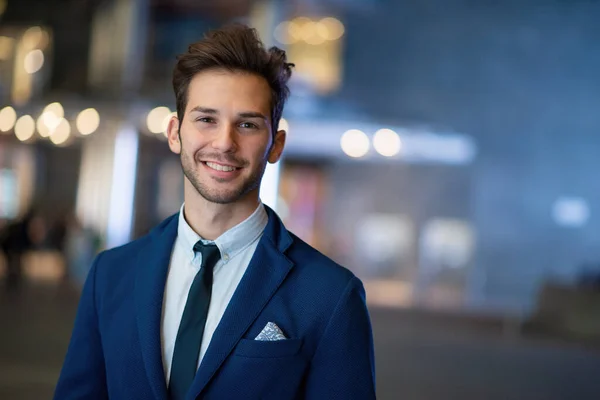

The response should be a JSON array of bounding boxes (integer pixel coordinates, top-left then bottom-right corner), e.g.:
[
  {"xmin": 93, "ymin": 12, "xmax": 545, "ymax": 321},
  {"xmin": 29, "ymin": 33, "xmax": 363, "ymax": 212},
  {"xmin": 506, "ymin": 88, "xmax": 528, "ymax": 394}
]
[
  {"xmin": 54, "ymin": 253, "xmax": 108, "ymax": 399},
  {"xmin": 303, "ymin": 276, "xmax": 376, "ymax": 399}
]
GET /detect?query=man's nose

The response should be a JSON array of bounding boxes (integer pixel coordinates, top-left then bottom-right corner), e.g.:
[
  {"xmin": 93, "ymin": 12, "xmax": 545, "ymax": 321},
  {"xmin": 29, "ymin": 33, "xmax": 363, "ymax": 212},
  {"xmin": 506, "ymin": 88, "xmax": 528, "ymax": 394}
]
[{"xmin": 211, "ymin": 124, "xmax": 237, "ymax": 152}]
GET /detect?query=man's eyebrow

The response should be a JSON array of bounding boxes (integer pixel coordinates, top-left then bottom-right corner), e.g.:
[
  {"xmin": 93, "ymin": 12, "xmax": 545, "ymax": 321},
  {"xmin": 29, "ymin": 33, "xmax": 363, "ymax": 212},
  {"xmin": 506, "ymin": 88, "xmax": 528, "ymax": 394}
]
[
  {"xmin": 188, "ymin": 107, "xmax": 267, "ymax": 120},
  {"xmin": 238, "ymin": 112, "xmax": 268, "ymax": 120},
  {"xmin": 189, "ymin": 106, "xmax": 218, "ymax": 114}
]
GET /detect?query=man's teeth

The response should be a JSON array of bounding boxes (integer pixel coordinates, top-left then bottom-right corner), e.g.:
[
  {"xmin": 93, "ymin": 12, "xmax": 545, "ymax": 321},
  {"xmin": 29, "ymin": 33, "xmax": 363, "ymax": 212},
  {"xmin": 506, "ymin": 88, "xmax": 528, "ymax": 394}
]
[{"xmin": 206, "ymin": 162, "xmax": 236, "ymax": 172}]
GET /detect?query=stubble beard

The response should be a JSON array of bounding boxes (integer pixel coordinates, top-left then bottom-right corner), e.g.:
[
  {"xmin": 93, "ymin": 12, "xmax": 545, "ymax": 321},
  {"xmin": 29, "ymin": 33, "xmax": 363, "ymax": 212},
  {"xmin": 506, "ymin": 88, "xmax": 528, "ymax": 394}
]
[{"xmin": 180, "ymin": 147, "xmax": 267, "ymax": 205}]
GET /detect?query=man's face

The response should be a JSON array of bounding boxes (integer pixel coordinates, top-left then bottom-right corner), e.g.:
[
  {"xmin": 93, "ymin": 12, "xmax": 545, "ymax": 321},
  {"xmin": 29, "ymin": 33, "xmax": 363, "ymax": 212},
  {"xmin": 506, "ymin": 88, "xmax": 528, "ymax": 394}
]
[{"xmin": 167, "ymin": 69, "xmax": 286, "ymax": 205}]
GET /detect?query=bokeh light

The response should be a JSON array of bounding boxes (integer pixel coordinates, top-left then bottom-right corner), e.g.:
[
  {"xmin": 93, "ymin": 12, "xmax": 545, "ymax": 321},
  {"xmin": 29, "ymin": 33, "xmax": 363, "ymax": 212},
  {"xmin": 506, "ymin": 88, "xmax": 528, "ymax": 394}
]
[
  {"xmin": 43, "ymin": 102, "xmax": 64, "ymax": 119},
  {"xmin": 37, "ymin": 114, "xmax": 51, "ymax": 137},
  {"xmin": 340, "ymin": 129, "xmax": 370, "ymax": 158},
  {"xmin": 319, "ymin": 18, "xmax": 345, "ymax": 40},
  {"xmin": 373, "ymin": 128, "xmax": 402, "ymax": 157},
  {"xmin": 0, "ymin": 106, "xmax": 17, "ymax": 132},
  {"xmin": 49, "ymin": 118, "xmax": 71, "ymax": 145},
  {"xmin": 24, "ymin": 49, "xmax": 44, "ymax": 74},
  {"xmin": 22, "ymin": 27, "xmax": 48, "ymax": 50},
  {"xmin": 14, "ymin": 115, "xmax": 35, "ymax": 141},
  {"xmin": 76, "ymin": 108, "xmax": 100, "ymax": 135},
  {"xmin": 147, "ymin": 106, "xmax": 171, "ymax": 134}
]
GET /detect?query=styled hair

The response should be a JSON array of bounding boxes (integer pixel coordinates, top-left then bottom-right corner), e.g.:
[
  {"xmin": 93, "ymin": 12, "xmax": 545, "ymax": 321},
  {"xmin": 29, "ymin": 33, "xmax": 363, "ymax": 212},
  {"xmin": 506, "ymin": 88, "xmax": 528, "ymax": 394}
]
[{"xmin": 172, "ymin": 24, "xmax": 294, "ymax": 133}]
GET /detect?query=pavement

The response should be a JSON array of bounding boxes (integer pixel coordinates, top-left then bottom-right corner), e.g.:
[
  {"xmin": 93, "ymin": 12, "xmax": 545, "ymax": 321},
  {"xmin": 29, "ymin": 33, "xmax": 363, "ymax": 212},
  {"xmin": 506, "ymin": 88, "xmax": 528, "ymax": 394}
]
[{"xmin": 1, "ymin": 282, "xmax": 600, "ymax": 400}]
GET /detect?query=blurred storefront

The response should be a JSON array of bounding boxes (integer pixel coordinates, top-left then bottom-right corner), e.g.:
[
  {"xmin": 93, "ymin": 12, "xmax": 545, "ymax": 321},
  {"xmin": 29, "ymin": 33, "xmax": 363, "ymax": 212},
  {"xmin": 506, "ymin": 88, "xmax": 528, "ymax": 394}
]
[
  {"xmin": 0, "ymin": 0, "xmax": 481, "ymax": 309},
  {"xmin": 3, "ymin": 0, "xmax": 598, "ymax": 318}
]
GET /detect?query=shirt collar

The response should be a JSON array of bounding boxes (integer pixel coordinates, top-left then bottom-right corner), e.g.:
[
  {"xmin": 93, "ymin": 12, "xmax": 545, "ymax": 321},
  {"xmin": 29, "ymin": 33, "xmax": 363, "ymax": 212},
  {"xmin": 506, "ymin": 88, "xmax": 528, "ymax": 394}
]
[{"xmin": 177, "ymin": 202, "xmax": 268, "ymax": 263}]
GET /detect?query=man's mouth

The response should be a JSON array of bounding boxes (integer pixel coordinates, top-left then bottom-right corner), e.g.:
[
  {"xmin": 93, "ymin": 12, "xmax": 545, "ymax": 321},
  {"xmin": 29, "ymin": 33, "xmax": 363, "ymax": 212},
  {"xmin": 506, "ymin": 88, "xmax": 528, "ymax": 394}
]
[{"xmin": 204, "ymin": 161, "xmax": 239, "ymax": 172}]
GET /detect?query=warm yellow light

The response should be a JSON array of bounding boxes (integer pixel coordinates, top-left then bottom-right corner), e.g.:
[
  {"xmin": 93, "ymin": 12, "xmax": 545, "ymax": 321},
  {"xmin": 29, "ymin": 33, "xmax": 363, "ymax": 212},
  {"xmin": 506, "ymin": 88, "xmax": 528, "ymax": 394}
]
[
  {"xmin": 37, "ymin": 114, "xmax": 51, "ymax": 137},
  {"xmin": 373, "ymin": 129, "xmax": 402, "ymax": 157},
  {"xmin": 303, "ymin": 22, "xmax": 326, "ymax": 45},
  {"xmin": 49, "ymin": 118, "xmax": 71, "ymax": 145},
  {"xmin": 289, "ymin": 17, "xmax": 312, "ymax": 41},
  {"xmin": 38, "ymin": 103, "xmax": 63, "ymax": 137},
  {"xmin": 299, "ymin": 20, "xmax": 316, "ymax": 41},
  {"xmin": 0, "ymin": 0, "xmax": 6, "ymax": 17},
  {"xmin": 76, "ymin": 108, "xmax": 100, "ymax": 135},
  {"xmin": 147, "ymin": 106, "xmax": 171, "ymax": 134},
  {"xmin": 14, "ymin": 115, "xmax": 35, "ymax": 141},
  {"xmin": 39, "ymin": 112, "xmax": 64, "ymax": 137},
  {"xmin": 43, "ymin": 102, "xmax": 64, "ymax": 119},
  {"xmin": 0, "ymin": 106, "xmax": 17, "ymax": 132},
  {"xmin": 22, "ymin": 27, "xmax": 46, "ymax": 50},
  {"xmin": 314, "ymin": 22, "xmax": 330, "ymax": 41},
  {"xmin": 319, "ymin": 17, "xmax": 345, "ymax": 40},
  {"xmin": 0, "ymin": 36, "xmax": 14, "ymax": 60},
  {"xmin": 24, "ymin": 49, "xmax": 44, "ymax": 73},
  {"xmin": 38, "ymin": 30, "xmax": 50, "ymax": 50},
  {"xmin": 287, "ymin": 17, "xmax": 331, "ymax": 45},
  {"xmin": 340, "ymin": 129, "xmax": 370, "ymax": 158}
]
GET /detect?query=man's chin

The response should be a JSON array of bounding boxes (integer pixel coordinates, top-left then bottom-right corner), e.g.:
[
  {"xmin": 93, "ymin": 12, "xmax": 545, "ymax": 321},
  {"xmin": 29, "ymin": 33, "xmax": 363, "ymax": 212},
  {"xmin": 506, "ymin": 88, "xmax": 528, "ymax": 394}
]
[{"xmin": 197, "ymin": 188, "xmax": 245, "ymax": 205}]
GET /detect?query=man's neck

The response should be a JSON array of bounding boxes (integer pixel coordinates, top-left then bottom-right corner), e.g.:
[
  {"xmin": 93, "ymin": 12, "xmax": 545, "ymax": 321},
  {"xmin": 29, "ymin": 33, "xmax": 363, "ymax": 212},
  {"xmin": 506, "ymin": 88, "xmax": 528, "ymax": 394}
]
[{"xmin": 182, "ymin": 187, "xmax": 260, "ymax": 241}]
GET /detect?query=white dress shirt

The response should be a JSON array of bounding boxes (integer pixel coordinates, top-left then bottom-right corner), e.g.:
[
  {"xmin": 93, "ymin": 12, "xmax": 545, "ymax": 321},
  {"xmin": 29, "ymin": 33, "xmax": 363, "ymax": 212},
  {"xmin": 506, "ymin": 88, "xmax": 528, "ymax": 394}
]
[{"xmin": 161, "ymin": 203, "xmax": 268, "ymax": 384}]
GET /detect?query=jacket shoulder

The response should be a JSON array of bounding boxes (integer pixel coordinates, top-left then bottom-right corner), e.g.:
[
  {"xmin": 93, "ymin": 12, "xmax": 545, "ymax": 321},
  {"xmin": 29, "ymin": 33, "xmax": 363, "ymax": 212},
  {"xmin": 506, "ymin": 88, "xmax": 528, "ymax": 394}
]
[{"xmin": 95, "ymin": 214, "xmax": 177, "ymax": 271}]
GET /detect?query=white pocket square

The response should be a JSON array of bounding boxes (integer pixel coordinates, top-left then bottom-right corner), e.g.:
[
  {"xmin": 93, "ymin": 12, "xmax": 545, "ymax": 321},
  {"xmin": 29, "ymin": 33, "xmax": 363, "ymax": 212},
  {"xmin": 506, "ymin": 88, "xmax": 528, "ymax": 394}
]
[{"xmin": 255, "ymin": 322, "xmax": 287, "ymax": 341}]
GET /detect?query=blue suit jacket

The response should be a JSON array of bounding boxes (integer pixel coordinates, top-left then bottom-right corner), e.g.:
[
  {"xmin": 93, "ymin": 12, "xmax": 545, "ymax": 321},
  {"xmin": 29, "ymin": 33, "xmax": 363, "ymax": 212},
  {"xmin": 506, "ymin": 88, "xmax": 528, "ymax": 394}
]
[{"xmin": 54, "ymin": 206, "xmax": 376, "ymax": 399}]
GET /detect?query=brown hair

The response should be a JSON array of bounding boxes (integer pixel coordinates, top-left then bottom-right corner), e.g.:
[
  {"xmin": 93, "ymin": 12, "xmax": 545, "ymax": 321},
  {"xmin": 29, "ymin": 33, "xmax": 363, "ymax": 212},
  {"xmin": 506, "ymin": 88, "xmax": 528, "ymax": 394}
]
[{"xmin": 172, "ymin": 24, "xmax": 294, "ymax": 134}]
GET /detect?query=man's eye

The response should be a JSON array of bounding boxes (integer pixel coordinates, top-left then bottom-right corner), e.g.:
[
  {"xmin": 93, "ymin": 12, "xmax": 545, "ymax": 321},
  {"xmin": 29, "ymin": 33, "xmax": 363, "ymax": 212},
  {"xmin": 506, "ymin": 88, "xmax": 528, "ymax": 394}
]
[
  {"xmin": 239, "ymin": 122, "xmax": 257, "ymax": 129},
  {"xmin": 197, "ymin": 117, "xmax": 214, "ymax": 123}
]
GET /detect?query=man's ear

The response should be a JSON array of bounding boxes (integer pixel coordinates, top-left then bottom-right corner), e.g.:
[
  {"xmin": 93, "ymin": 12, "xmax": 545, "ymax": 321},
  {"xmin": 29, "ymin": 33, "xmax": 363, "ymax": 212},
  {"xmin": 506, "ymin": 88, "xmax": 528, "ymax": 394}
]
[
  {"xmin": 268, "ymin": 129, "xmax": 286, "ymax": 163},
  {"xmin": 167, "ymin": 116, "xmax": 181, "ymax": 154}
]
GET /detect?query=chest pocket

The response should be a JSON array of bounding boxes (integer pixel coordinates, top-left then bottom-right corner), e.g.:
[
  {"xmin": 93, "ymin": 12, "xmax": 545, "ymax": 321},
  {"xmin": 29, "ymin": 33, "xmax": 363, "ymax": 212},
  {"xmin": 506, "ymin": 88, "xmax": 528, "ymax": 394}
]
[{"xmin": 233, "ymin": 338, "xmax": 303, "ymax": 358}]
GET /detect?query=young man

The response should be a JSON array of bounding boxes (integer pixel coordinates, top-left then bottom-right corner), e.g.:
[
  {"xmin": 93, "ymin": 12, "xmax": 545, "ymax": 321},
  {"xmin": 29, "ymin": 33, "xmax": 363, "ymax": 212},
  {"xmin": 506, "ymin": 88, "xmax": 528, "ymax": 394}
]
[{"xmin": 54, "ymin": 24, "xmax": 376, "ymax": 400}]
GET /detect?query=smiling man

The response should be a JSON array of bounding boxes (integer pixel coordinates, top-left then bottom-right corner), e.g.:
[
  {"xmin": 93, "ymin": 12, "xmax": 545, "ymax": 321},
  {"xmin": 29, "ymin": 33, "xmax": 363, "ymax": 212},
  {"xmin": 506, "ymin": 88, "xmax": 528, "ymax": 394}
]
[{"xmin": 54, "ymin": 24, "xmax": 376, "ymax": 400}]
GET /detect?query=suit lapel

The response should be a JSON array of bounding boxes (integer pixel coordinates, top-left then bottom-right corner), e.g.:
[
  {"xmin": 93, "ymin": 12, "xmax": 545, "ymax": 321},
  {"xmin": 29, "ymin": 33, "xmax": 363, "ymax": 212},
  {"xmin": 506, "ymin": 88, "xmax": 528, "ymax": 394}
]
[
  {"xmin": 188, "ymin": 206, "xmax": 294, "ymax": 399},
  {"xmin": 135, "ymin": 215, "xmax": 178, "ymax": 400}
]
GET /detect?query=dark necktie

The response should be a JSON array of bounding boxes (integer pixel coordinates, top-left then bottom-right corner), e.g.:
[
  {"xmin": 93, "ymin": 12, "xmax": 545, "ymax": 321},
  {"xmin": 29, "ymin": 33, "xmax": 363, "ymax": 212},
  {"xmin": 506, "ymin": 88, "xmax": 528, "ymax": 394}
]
[{"xmin": 168, "ymin": 241, "xmax": 221, "ymax": 400}]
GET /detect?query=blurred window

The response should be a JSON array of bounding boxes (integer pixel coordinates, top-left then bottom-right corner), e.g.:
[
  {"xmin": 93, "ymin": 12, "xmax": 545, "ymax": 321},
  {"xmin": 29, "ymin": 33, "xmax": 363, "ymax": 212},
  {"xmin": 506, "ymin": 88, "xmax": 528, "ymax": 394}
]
[{"xmin": 0, "ymin": 168, "xmax": 18, "ymax": 218}]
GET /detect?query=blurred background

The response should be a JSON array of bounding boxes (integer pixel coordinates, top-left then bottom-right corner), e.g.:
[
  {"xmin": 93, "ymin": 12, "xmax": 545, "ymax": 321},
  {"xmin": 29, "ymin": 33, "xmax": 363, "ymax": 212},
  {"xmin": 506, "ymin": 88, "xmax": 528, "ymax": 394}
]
[{"xmin": 1, "ymin": 0, "xmax": 600, "ymax": 398}]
